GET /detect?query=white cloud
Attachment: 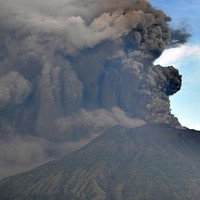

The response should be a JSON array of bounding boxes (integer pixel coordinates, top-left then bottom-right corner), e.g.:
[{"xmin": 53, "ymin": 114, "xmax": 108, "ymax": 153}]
[
  {"xmin": 176, "ymin": 117, "xmax": 200, "ymax": 131},
  {"xmin": 183, "ymin": 123, "xmax": 200, "ymax": 131},
  {"xmin": 192, "ymin": 125, "xmax": 200, "ymax": 131},
  {"xmin": 154, "ymin": 44, "xmax": 200, "ymax": 67}
]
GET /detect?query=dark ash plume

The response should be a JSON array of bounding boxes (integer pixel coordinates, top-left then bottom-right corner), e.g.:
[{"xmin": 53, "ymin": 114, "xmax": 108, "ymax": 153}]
[
  {"xmin": 169, "ymin": 28, "xmax": 191, "ymax": 47},
  {"xmin": 0, "ymin": 0, "xmax": 184, "ymax": 178}
]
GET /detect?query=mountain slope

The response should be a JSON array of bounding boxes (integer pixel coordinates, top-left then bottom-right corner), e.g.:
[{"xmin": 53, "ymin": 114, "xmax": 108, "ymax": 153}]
[{"xmin": 1, "ymin": 124, "xmax": 200, "ymax": 200}]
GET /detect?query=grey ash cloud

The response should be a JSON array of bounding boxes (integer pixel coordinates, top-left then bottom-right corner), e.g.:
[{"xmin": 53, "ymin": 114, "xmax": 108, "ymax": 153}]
[
  {"xmin": 0, "ymin": 0, "xmax": 188, "ymax": 179},
  {"xmin": 0, "ymin": 72, "xmax": 32, "ymax": 108},
  {"xmin": 169, "ymin": 28, "xmax": 191, "ymax": 48}
]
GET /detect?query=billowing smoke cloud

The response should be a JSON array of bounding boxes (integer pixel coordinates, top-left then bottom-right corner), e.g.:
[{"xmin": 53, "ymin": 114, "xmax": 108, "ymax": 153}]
[
  {"xmin": 0, "ymin": 72, "xmax": 32, "ymax": 108},
  {"xmin": 169, "ymin": 28, "xmax": 191, "ymax": 48},
  {"xmin": 0, "ymin": 107, "xmax": 145, "ymax": 179},
  {"xmin": 56, "ymin": 107, "xmax": 145, "ymax": 141},
  {"xmin": 0, "ymin": 0, "xmax": 187, "ymax": 178}
]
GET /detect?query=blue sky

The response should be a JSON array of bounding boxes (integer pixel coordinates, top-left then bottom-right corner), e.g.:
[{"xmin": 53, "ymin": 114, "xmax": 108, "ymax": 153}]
[{"xmin": 150, "ymin": 0, "xmax": 200, "ymax": 130}]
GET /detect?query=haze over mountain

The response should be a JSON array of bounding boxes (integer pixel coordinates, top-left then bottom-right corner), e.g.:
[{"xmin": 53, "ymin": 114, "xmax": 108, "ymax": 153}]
[
  {"xmin": 0, "ymin": 0, "xmax": 192, "ymax": 182},
  {"xmin": 1, "ymin": 124, "xmax": 200, "ymax": 200}
]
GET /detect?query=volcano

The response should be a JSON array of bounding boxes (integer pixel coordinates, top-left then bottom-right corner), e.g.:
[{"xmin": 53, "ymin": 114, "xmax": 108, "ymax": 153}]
[
  {"xmin": 1, "ymin": 124, "xmax": 200, "ymax": 200},
  {"xmin": 0, "ymin": 0, "xmax": 197, "ymax": 199}
]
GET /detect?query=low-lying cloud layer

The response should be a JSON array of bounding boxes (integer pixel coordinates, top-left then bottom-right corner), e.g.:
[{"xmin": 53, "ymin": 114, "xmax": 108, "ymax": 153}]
[
  {"xmin": 0, "ymin": 0, "xmax": 189, "ymax": 178},
  {"xmin": 0, "ymin": 107, "xmax": 145, "ymax": 179},
  {"xmin": 56, "ymin": 107, "xmax": 145, "ymax": 140}
]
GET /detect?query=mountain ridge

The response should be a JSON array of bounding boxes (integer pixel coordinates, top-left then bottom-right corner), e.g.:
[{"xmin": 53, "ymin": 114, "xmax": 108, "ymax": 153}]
[{"xmin": 1, "ymin": 124, "xmax": 200, "ymax": 200}]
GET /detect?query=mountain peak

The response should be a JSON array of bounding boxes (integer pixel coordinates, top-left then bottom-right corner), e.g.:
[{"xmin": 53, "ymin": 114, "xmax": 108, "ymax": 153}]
[{"xmin": 1, "ymin": 124, "xmax": 200, "ymax": 200}]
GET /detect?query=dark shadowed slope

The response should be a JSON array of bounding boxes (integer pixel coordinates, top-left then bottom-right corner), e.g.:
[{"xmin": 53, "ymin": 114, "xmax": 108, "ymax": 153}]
[{"xmin": 1, "ymin": 124, "xmax": 200, "ymax": 200}]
